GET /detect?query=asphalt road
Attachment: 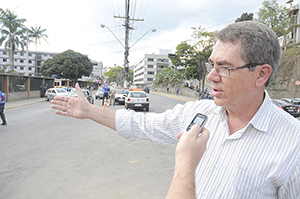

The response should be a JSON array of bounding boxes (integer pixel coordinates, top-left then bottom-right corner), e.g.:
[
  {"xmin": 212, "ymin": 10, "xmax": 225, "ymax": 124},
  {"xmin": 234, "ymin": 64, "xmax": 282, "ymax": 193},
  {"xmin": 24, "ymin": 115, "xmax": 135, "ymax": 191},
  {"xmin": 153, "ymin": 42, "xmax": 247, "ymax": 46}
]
[{"xmin": 0, "ymin": 93, "xmax": 188, "ymax": 199}]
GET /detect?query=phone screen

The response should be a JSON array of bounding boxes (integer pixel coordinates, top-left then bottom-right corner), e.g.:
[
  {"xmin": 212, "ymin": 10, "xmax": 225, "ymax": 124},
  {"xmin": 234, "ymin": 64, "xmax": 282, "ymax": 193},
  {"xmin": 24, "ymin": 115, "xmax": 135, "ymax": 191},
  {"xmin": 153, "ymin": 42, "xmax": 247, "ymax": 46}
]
[{"xmin": 186, "ymin": 113, "xmax": 207, "ymax": 132}]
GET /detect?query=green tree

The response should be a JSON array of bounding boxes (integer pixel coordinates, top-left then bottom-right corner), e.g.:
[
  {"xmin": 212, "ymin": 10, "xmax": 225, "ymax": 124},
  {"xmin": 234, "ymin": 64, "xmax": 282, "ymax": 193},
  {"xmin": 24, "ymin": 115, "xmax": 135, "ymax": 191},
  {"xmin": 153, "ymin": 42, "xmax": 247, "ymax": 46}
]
[
  {"xmin": 40, "ymin": 49, "xmax": 93, "ymax": 80},
  {"xmin": 155, "ymin": 67, "xmax": 181, "ymax": 86},
  {"xmin": 235, "ymin": 12, "xmax": 254, "ymax": 22},
  {"xmin": 0, "ymin": 8, "xmax": 27, "ymax": 70},
  {"xmin": 170, "ymin": 41, "xmax": 194, "ymax": 68},
  {"xmin": 104, "ymin": 65, "xmax": 133, "ymax": 84},
  {"xmin": 27, "ymin": 25, "xmax": 48, "ymax": 76},
  {"xmin": 256, "ymin": 0, "xmax": 290, "ymax": 37}
]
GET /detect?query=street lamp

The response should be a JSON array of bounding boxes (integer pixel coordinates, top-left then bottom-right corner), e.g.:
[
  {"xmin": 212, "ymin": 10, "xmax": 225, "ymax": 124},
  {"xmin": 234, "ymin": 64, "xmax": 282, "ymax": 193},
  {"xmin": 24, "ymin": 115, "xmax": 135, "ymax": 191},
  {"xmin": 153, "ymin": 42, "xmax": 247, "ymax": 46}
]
[
  {"xmin": 100, "ymin": 24, "xmax": 156, "ymax": 87},
  {"xmin": 100, "ymin": 24, "xmax": 125, "ymax": 48},
  {"xmin": 130, "ymin": 29, "xmax": 156, "ymax": 49}
]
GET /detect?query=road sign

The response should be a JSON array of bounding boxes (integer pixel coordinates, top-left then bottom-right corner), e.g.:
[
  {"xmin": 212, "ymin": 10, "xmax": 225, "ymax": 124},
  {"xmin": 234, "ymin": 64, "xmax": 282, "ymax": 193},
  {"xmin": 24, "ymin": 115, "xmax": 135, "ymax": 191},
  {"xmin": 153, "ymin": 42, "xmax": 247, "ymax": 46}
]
[{"xmin": 295, "ymin": 80, "xmax": 300, "ymax": 86}]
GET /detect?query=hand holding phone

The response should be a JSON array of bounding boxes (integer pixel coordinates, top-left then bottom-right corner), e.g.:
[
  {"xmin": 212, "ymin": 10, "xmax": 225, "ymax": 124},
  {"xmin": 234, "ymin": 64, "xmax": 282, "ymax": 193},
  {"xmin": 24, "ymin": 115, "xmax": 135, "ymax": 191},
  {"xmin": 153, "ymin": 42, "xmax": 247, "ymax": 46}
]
[{"xmin": 186, "ymin": 113, "xmax": 208, "ymax": 135}]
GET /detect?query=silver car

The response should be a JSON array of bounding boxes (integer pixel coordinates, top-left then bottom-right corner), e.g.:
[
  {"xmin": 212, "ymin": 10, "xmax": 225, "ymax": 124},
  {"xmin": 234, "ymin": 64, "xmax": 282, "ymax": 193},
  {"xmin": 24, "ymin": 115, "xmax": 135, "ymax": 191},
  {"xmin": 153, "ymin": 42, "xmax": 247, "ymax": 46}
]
[
  {"xmin": 125, "ymin": 91, "xmax": 149, "ymax": 111},
  {"xmin": 67, "ymin": 89, "xmax": 94, "ymax": 104},
  {"xmin": 45, "ymin": 88, "xmax": 68, "ymax": 101}
]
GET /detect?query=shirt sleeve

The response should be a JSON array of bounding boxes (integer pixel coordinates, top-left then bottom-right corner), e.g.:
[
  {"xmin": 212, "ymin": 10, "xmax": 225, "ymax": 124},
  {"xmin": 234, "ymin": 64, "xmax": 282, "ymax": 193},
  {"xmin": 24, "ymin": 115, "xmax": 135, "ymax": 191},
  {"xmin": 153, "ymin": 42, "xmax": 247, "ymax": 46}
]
[{"xmin": 115, "ymin": 101, "xmax": 197, "ymax": 144}]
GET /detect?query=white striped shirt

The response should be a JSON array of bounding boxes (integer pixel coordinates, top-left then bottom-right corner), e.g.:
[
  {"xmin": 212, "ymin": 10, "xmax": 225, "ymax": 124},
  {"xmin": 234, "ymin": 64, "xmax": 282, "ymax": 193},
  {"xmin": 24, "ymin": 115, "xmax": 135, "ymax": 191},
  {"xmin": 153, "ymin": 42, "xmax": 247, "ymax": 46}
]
[{"xmin": 116, "ymin": 91, "xmax": 300, "ymax": 198}]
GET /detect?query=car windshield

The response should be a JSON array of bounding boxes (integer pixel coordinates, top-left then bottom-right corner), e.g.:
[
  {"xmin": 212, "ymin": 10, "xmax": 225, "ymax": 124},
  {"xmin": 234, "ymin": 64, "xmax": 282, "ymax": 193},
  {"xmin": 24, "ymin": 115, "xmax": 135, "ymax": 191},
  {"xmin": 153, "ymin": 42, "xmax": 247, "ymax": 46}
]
[
  {"xmin": 69, "ymin": 91, "xmax": 88, "ymax": 97},
  {"xmin": 273, "ymin": 99, "xmax": 293, "ymax": 106},
  {"xmin": 56, "ymin": 89, "xmax": 67, "ymax": 93},
  {"xmin": 129, "ymin": 92, "xmax": 147, "ymax": 98},
  {"xmin": 82, "ymin": 91, "xmax": 88, "ymax": 97},
  {"xmin": 116, "ymin": 89, "xmax": 126, "ymax": 94}
]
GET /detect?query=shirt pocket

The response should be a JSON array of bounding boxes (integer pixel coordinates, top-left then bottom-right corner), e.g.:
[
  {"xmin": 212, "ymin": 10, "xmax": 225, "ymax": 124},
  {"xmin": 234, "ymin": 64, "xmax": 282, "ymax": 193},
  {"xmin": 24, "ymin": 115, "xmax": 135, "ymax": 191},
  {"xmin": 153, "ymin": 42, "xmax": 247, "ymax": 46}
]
[{"xmin": 230, "ymin": 168, "xmax": 267, "ymax": 199}]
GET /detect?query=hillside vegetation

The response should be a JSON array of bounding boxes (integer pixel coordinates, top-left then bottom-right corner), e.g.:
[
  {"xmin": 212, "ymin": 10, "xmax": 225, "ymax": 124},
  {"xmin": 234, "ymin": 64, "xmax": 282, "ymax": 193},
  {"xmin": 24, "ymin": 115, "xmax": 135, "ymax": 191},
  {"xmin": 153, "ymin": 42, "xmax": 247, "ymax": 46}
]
[{"xmin": 267, "ymin": 46, "xmax": 300, "ymax": 98}]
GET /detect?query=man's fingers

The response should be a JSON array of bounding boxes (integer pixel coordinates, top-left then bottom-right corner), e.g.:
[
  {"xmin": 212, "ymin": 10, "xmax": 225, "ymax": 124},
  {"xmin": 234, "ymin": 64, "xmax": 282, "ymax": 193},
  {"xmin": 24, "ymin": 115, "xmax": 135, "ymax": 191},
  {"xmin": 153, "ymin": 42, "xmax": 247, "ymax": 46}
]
[
  {"xmin": 187, "ymin": 124, "xmax": 201, "ymax": 138},
  {"xmin": 199, "ymin": 128, "xmax": 210, "ymax": 142},
  {"xmin": 177, "ymin": 132, "xmax": 184, "ymax": 139},
  {"xmin": 75, "ymin": 83, "xmax": 85, "ymax": 98}
]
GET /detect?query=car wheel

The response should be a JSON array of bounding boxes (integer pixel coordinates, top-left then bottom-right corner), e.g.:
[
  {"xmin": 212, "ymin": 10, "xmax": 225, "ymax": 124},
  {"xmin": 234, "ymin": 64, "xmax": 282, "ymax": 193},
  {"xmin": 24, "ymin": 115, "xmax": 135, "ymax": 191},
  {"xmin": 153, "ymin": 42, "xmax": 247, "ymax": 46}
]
[
  {"xmin": 46, "ymin": 96, "xmax": 49, "ymax": 101},
  {"xmin": 146, "ymin": 107, "xmax": 149, "ymax": 112}
]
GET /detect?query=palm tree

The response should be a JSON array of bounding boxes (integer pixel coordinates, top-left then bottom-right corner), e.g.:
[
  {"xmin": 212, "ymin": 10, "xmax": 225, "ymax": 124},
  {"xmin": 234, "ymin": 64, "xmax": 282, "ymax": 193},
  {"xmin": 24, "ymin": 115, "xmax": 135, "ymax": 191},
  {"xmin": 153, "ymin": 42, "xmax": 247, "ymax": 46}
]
[
  {"xmin": 0, "ymin": 8, "xmax": 27, "ymax": 71},
  {"xmin": 28, "ymin": 25, "xmax": 48, "ymax": 76}
]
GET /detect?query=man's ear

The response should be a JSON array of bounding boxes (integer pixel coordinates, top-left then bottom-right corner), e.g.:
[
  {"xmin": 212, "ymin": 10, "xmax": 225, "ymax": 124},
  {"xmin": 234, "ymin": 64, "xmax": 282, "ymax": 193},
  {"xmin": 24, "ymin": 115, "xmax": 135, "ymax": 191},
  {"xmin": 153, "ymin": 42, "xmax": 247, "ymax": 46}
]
[{"xmin": 255, "ymin": 64, "xmax": 272, "ymax": 88}]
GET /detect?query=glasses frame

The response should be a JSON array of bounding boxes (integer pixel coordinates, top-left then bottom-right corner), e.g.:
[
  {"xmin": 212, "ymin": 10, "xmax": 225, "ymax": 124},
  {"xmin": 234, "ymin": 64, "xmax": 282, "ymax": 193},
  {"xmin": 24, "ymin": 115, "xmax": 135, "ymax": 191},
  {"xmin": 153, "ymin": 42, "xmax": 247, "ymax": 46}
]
[{"xmin": 205, "ymin": 63, "xmax": 264, "ymax": 77}]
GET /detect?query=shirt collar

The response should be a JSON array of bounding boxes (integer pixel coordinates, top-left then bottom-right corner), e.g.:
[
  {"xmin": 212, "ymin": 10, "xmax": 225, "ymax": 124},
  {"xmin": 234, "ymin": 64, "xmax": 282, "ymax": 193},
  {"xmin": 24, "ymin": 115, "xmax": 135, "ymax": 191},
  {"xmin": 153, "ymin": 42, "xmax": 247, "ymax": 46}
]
[
  {"xmin": 213, "ymin": 90, "xmax": 272, "ymax": 133},
  {"xmin": 249, "ymin": 90, "xmax": 272, "ymax": 133}
]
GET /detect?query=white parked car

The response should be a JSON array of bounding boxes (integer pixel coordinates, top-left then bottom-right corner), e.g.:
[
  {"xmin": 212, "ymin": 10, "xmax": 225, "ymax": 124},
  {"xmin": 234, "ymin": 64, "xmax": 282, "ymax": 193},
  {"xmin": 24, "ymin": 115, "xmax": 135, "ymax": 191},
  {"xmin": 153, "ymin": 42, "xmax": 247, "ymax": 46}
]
[
  {"xmin": 125, "ymin": 91, "xmax": 149, "ymax": 111},
  {"xmin": 45, "ymin": 88, "xmax": 68, "ymax": 101},
  {"xmin": 95, "ymin": 87, "xmax": 104, "ymax": 99}
]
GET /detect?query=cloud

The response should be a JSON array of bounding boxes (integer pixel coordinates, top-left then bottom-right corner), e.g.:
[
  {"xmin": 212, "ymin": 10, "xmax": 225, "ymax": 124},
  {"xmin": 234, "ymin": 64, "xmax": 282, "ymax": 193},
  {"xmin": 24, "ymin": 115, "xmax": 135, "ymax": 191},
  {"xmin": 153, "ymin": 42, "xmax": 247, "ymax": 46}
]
[{"xmin": 1, "ymin": 0, "xmax": 288, "ymax": 68}]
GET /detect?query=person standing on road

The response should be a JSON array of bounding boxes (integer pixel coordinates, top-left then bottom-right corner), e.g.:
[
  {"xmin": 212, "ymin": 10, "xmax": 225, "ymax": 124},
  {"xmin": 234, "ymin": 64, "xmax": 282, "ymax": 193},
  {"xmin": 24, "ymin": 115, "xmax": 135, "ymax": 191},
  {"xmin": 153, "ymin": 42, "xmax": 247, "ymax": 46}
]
[
  {"xmin": 109, "ymin": 85, "xmax": 116, "ymax": 106},
  {"xmin": 51, "ymin": 21, "xmax": 300, "ymax": 198},
  {"xmin": 176, "ymin": 88, "xmax": 179, "ymax": 95},
  {"xmin": 0, "ymin": 88, "xmax": 7, "ymax": 125},
  {"xmin": 102, "ymin": 83, "xmax": 110, "ymax": 106}
]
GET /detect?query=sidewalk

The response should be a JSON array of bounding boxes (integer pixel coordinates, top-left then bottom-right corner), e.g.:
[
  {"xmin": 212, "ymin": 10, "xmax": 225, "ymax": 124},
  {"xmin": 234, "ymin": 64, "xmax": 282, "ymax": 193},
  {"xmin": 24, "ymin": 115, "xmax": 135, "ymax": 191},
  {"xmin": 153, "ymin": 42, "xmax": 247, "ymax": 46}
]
[
  {"xmin": 5, "ymin": 91, "xmax": 199, "ymax": 110},
  {"xmin": 152, "ymin": 91, "xmax": 199, "ymax": 102},
  {"xmin": 5, "ymin": 97, "xmax": 46, "ymax": 110}
]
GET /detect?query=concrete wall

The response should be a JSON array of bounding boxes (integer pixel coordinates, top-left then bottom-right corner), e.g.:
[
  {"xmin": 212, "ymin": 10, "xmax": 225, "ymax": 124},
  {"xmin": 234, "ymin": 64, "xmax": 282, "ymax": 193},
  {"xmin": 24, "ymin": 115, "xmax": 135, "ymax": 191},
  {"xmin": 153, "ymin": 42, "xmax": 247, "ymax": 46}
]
[
  {"xmin": 156, "ymin": 85, "xmax": 201, "ymax": 99},
  {"xmin": 8, "ymin": 91, "xmax": 40, "ymax": 101}
]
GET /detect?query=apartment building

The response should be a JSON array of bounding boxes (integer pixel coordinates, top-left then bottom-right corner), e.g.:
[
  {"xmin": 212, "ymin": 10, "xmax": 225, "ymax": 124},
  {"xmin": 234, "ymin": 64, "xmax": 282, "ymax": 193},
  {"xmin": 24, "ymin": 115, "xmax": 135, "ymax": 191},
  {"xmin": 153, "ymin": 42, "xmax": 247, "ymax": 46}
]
[
  {"xmin": 0, "ymin": 48, "xmax": 58, "ymax": 76},
  {"xmin": 0, "ymin": 48, "xmax": 103, "ymax": 81},
  {"xmin": 134, "ymin": 51, "xmax": 172, "ymax": 88}
]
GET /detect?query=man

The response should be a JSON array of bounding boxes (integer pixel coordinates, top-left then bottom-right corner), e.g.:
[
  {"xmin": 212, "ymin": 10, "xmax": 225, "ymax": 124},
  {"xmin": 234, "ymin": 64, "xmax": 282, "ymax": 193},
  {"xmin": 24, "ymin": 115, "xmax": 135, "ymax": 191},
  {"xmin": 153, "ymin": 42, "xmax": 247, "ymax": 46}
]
[
  {"xmin": 51, "ymin": 21, "xmax": 300, "ymax": 198},
  {"xmin": 102, "ymin": 83, "xmax": 110, "ymax": 106},
  {"xmin": 109, "ymin": 85, "xmax": 116, "ymax": 106},
  {"xmin": 0, "ymin": 88, "xmax": 7, "ymax": 125}
]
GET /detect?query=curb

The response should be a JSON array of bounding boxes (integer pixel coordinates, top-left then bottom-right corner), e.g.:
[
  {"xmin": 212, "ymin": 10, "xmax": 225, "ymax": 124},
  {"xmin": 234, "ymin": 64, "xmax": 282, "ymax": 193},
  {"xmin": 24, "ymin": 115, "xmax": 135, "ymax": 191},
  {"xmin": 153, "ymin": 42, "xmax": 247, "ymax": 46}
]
[
  {"xmin": 6, "ymin": 99, "xmax": 46, "ymax": 110},
  {"xmin": 152, "ymin": 92, "xmax": 196, "ymax": 102}
]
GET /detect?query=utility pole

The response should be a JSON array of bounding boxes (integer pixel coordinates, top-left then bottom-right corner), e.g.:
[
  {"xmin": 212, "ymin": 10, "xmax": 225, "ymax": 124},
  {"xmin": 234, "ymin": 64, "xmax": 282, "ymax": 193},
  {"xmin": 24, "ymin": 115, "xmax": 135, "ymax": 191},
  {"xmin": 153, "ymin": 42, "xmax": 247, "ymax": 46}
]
[{"xmin": 114, "ymin": 0, "xmax": 143, "ymax": 88}]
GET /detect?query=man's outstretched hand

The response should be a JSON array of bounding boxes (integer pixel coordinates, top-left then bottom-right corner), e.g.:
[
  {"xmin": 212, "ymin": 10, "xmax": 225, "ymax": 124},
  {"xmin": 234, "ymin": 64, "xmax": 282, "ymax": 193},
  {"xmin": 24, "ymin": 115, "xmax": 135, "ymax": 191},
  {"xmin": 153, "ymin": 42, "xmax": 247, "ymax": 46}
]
[{"xmin": 51, "ymin": 83, "xmax": 90, "ymax": 119}]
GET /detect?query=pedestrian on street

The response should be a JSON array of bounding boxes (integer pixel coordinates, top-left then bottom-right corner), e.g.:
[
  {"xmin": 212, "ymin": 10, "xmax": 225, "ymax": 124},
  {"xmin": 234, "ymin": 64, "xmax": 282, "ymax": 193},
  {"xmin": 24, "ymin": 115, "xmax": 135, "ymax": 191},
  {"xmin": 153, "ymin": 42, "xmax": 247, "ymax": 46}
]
[
  {"xmin": 109, "ymin": 85, "xmax": 116, "ymax": 106},
  {"xmin": 102, "ymin": 83, "xmax": 110, "ymax": 106},
  {"xmin": 176, "ymin": 88, "xmax": 179, "ymax": 95},
  {"xmin": 51, "ymin": 21, "xmax": 300, "ymax": 198},
  {"xmin": 40, "ymin": 84, "xmax": 46, "ymax": 97},
  {"xmin": 0, "ymin": 88, "xmax": 7, "ymax": 125},
  {"xmin": 167, "ymin": 87, "xmax": 169, "ymax": 93}
]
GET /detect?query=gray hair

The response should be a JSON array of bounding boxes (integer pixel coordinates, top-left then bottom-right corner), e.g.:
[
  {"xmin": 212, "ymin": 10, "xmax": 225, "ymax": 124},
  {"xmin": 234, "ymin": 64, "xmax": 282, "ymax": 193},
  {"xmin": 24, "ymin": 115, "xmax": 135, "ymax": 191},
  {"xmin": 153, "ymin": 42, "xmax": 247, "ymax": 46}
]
[{"xmin": 215, "ymin": 21, "xmax": 281, "ymax": 87}]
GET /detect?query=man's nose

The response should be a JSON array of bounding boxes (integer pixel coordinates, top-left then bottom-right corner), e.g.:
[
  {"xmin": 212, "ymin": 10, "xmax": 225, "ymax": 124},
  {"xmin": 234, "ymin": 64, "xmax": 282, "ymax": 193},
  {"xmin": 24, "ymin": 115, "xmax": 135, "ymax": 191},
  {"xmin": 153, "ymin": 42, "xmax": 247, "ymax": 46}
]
[{"xmin": 207, "ymin": 67, "xmax": 221, "ymax": 82}]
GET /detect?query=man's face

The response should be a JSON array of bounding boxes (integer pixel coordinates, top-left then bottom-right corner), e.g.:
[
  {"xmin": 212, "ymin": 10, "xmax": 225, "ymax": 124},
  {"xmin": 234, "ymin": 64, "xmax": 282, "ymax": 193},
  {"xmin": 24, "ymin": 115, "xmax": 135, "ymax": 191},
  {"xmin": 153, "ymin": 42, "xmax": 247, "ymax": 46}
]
[{"xmin": 207, "ymin": 40, "xmax": 258, "ymax": 110}]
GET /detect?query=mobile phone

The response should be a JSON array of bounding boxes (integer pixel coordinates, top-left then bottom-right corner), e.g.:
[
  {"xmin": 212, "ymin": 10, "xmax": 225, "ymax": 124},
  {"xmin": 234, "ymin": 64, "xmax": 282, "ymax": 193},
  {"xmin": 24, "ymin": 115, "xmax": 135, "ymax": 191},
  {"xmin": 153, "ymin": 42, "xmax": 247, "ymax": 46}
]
[{"xmin": 186, "ymin": 113, "xmax": 208, "ymax": 133}]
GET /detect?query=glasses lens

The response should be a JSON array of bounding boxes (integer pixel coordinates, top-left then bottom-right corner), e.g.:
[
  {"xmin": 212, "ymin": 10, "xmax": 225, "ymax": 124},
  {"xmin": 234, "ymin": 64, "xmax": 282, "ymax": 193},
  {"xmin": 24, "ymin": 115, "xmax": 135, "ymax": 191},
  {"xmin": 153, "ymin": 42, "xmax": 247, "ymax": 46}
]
[{"xmin": 218, "ymin": 67, "xmax": 229, "ymax": 76}]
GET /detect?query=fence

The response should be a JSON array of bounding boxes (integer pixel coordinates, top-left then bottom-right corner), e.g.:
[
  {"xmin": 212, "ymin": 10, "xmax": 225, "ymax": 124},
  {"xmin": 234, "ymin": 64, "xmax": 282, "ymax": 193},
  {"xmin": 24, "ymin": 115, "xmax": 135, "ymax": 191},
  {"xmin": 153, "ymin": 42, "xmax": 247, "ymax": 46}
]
[{"xmin": 0, "ymin": 73, "xmax": 96, "ymax": 102}]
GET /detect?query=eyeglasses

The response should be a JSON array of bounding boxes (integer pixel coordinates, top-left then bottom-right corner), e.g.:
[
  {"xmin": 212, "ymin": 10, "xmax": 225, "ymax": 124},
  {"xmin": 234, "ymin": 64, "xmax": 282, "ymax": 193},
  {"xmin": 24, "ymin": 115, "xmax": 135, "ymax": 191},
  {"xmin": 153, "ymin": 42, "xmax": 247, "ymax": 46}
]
[{"xmin": 205, "ymin": 63, "xmax": 264, "ymax": 77}]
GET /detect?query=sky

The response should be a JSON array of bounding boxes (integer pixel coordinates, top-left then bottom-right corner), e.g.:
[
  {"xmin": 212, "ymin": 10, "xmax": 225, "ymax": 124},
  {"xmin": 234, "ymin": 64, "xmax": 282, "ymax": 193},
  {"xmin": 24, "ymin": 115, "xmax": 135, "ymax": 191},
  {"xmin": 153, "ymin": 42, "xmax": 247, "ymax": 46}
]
[{"xmin": 1, "ymin": 0, "xmax": 289, "ymax": 68}]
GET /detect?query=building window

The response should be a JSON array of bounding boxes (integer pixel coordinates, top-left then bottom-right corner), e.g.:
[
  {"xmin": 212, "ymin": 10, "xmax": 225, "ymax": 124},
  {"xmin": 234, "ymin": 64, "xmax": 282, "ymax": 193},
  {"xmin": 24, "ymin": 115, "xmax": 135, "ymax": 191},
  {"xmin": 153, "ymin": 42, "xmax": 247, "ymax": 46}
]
[
  {"xmin": 147, "ymin": 65, "xmax": 153, "ymax": 68},
  {"xmin": 29, "ymin": 67, "xmax": 32, "ymax": 70},
  {"xmin": 20, "ymin": 66, "xmax": 24, "ymax": 70},
  {"xmin": 147, "ymin": 78, "xmax": 153, "ymax": 81},
  {"xmin": 147, "ymin": 71, "xmax": 154, "ymax": 75},
  {"xmin": 20, "ymin": 60, "xmax": 24, "ymax": 63},
  {"xmin": 147, "ymin": 58, "xmax": 154, "ymax": 61},
  {"xmin": 29, "ymin": 60, "xmax": 32, "ymax": 63},
  {"xmin": 3, "ymin": 59, "xmax": 7, "ymax": 62}
]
